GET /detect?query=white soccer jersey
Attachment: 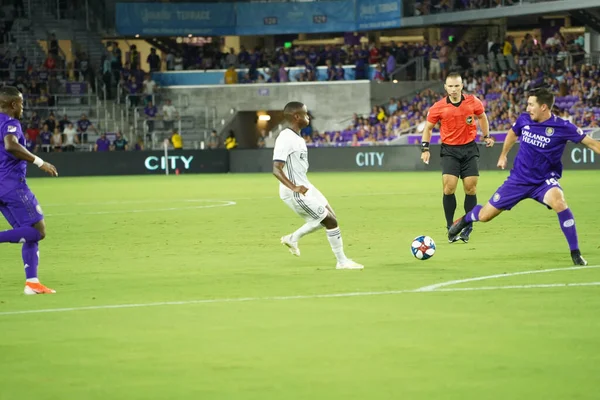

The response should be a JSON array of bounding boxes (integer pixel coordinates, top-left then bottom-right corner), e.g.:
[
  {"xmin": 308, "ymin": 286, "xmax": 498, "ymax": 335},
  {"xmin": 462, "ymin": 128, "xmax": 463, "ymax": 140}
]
[
  {"xmin": 273, "ymin": 128, "xmax": 328, "ymax": 222},
  {"xmin": 273, "ymin": 128, "xmax": 312, "ymax": 194}
]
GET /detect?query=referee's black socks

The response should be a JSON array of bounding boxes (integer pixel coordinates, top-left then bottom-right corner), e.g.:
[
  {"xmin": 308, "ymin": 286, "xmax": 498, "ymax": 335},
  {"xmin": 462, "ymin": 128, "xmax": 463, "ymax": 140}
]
[
  {"xmin": 443, "ymin": 194, "xmax": 457, "ymax": 229},
  {"xmin": 464, "ymin": 194, "xmax": 477, "ymax": 214}
]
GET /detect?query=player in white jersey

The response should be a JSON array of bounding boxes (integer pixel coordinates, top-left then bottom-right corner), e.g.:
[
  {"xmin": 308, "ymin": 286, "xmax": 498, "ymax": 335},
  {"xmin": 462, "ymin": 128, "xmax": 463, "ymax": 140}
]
[{"xmin": 272, "ymin": 102, "xmax": 363, "ymax": 270}]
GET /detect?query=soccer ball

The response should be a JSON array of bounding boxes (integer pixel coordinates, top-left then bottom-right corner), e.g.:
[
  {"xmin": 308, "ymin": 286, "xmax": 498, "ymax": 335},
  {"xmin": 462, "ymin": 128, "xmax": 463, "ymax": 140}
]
[{"xmin": 411, "ymin": 236, "xmax": 436, "ymax": 260}]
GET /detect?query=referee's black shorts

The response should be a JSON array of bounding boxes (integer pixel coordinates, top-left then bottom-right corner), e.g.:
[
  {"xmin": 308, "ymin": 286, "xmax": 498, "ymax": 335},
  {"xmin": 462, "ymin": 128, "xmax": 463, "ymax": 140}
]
[{"xmin": 440, "ymin": 140, "xmax": 480, "ymax": 178}]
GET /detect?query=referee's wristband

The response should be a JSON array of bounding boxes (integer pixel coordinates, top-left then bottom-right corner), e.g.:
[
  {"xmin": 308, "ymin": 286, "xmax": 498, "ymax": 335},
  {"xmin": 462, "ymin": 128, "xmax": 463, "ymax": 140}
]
[
  {"xmin": 32, "ymin": 156, "xmax": 44, "ymax": 168},
  {"xmin": 421, "ymin": 141, "xmax": 430, "ymax": 152}
]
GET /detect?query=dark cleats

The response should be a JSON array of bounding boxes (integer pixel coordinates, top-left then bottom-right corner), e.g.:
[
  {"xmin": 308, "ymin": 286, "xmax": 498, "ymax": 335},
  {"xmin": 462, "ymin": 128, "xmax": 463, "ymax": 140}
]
[
  {"xmin": 448, "ymin": 216, "xmax": 469, "ymax": 243},
  {"xmin": 571, "ymin": 250, "xmax": 588, "ymax": 266},
  {"xmin": 459, "ymin": 224, "xmax": 473, "ymax": 243}
]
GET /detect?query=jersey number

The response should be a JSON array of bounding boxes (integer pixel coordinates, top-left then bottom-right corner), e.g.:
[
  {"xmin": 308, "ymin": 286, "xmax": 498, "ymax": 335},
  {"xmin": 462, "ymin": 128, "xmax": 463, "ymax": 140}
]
[{"xmin": 545, "ymin": 178, "xmax": 559, "ymax": 186}]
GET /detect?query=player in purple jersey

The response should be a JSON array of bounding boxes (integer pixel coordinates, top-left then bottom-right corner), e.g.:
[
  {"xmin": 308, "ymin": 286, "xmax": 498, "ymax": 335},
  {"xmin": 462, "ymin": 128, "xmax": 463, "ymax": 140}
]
[
  {"xmin": 0, "ymin": 86, "xmax": 59, "ymax": 294},
  {"xmin": 448, "ymin": 88, "xmax": 600, "ymax": 265}
]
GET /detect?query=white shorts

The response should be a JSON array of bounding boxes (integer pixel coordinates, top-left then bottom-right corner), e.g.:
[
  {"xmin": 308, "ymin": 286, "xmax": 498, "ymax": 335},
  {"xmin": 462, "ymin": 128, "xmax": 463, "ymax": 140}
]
[{"xmin": 281, "ymin": 186, "xmax": 329, "ymax": 223}]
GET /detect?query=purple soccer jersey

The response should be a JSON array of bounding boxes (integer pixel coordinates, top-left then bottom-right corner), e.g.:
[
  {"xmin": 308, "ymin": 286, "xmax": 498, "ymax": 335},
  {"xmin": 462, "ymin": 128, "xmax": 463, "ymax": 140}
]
[
  {"xmin": 510, "ymin": 113, "xmax": 586, "ymax": 184},
  {"xmin": 490, "ymin": 113, "xmax": 586, "ymax": 211},
  {"xmin": 0, "ymin": 112, "xmax": 44, "ymax": 227},
  {"xmin": 0, "ymin": 113, "xmax": 27, "ymax": 194}
]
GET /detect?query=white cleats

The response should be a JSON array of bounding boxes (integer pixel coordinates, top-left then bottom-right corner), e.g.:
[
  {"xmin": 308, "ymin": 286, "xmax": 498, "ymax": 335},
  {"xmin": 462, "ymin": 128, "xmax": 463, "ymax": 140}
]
[
  {"xmin": 336, "ymin": 259, "xmax": 364, "ymax": 270},
  {"xmin": 281, "ymin": 234, "xmax": 300, "ymax": 257}
]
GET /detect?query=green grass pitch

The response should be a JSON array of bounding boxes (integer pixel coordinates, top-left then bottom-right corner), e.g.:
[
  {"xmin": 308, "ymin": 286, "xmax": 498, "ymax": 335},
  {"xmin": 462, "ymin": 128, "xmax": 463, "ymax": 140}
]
[{"xmin": 1, "ymin": 170, "xmax": 599, "ymax": 399}]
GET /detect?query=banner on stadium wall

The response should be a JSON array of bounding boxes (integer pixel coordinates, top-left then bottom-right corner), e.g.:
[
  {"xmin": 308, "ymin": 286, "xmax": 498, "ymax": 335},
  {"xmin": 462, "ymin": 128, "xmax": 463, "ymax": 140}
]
[
  {"xmin": 26, "ymin": 150, "xmax": 230, "ymax": 178},
  {"xmin": 24, "ymin": 144, "xmax": 598, "ymax": 178},
  {"xmin": 65, "ymin": 82, "xmax": 87, "ymax": 95},
  {"xmin": 236, "ymin": 1, "xmax": 356, "ymax": 35},
  {"xmin": 355, "ymin": 0, "xmax": 401, "ymax": 30},
  {"xmin": 115, "ymin": 1, "xmax": 402, "ymax": 36},
  {"xmin": 229, "ymin": 143, "xmax": 600, "ymax": 173},
  {"xmin": 115, "ymin": 3, "xmax": 236, "ymax": 36}
]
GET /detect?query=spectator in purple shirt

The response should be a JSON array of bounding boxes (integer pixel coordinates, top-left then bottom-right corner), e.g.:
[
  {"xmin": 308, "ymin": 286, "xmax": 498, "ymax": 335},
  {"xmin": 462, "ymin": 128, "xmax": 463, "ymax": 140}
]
[
  {"xmin": 94, "ymin": 133, "xmax": 111, "ymax": 152},
  {"xmin": 386, "ymin": 52, "xmax": 396, "ymax": 80},
  {"xmin": 38, "ymin": 124, "xmax": 52, "ymax": 152},
  {"xmin": 335, "ymin": 62, "xmax": 345, "ymax": 81},
  {"xmin": 77, "ymin": 113, "xmax": 94, "ymax": 143},
  {"xmin": 293, "ymin": 46, "xmax": 307, "ymax": 66},
  {"xmin": 238, "ymin": 46, "xmax": 249, "ymax": 67},
  {"xmin": 127, "ymin": 75, "xmax": 140, "ymax": 108},
  {"xmin": 144, "ymin": 100, "xmax": 158, "ymax": 140}
]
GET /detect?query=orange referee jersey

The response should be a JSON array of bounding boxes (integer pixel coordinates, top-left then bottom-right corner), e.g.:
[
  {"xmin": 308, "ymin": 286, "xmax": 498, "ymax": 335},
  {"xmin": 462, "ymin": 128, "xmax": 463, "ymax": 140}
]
[{"xmin": 426, "ymin": 94, "xmax": 485, "ymax": 145}]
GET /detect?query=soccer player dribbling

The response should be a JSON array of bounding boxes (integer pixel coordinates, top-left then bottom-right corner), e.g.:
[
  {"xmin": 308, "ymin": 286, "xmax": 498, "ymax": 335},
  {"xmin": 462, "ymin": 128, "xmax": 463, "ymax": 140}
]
[
  {"xmin": 421, "ymin": 72, "xmax": 495, "ymax": 243},
  {"xmin": 449, "ymin": 88, "xmax": 600, "ymax": 265},
  {"xmin": 0, "ymin": 86, "xmax": 58, "ymax": 294},
  {"xmin": 272, "ymin": 101, "xmax": 363, "ymax": 270}
]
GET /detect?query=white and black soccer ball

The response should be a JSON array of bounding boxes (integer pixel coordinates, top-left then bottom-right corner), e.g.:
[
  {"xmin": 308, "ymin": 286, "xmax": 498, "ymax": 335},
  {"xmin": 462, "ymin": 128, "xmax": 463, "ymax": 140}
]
[{"xmin": 411, "ymin": 235, "xmax": 436, "ymax": 260}]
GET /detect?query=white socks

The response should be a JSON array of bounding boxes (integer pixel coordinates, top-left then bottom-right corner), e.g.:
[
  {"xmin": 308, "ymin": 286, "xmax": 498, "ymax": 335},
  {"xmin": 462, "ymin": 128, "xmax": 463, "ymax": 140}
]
[
  {"xmin": 291, "ymin": 220, "xmax": 323, "ymax": 242},
  {"xmin": 326, "ymin": 227, "xmax": 348, "ymax": 263}
]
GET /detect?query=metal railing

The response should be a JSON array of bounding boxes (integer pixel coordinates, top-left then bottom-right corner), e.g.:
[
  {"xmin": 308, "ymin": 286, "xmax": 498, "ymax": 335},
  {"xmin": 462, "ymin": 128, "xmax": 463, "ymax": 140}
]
[{"xmin": 389, "ymin": 56, "xmax": 425, "ymax": 82}]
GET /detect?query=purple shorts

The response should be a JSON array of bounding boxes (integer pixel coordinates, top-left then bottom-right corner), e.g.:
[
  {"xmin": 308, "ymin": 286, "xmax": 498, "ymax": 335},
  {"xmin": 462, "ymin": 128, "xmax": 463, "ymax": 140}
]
[
  {"xmin": 0, "ymin": 184, "xmax": 44, "ymax": 228},
  {"xmin": 489, "ymin": 177, "xmax": 561, "ymax": 211}
]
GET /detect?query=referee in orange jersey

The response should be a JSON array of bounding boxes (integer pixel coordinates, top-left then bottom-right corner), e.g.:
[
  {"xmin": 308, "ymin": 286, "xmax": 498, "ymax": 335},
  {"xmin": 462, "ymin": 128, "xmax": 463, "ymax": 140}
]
[{"xmin": 421, "ymin": 72, "xmax": 494, "ymax": 243}]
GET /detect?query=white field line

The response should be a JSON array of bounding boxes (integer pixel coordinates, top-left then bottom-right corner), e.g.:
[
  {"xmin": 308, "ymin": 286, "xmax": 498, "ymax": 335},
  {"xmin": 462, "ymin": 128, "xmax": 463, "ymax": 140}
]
[
  {"xmin": 414, "ymin": 265, "xmax": 600, "ymax": 292},
  {"xmin": 1, "ymin": 266, "xmax": 599, "ymax": 317}
]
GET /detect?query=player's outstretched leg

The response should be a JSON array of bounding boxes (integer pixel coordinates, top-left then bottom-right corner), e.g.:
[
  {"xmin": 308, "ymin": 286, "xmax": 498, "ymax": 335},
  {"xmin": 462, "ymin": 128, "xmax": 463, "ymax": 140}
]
[
  {"xmin": 281, "ymin": 219, "xmax": 322, "ymax": 257},
  {"xmin": 0, "ymin": 225, "xmax": 42, "ymax": 243},
  {"xmin": 448, "ymin": 203, "xmax": 502, "ymax": 242},
  {"xmin": 321, "ymin": 214, "xmax": 363, "ymax": 270},
  {"xmin": 557, "ymin": 209, "xmax": 587, "ymax": 266}
]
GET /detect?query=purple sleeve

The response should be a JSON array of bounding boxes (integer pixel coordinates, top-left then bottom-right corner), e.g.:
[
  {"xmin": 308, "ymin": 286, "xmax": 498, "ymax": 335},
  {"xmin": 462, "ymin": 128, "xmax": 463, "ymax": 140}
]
[
  {"xmin": 0, "ymin": 121, "xmax": 22, "ymax": 140},
  {"xmin": 511, "ymin": 113, "xmax": 528, "ymax": 137},
  {"xmin": 566, "ymin": 122, "xmax": 586, "ymax": 144}
]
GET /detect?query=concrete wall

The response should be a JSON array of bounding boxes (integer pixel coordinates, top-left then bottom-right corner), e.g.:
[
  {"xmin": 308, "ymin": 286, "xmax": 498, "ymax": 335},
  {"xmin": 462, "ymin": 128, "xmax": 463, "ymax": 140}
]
[
  {"xmin": 161, "ymin": 80, "xmax": 372, "ymax": 133},
  {"xmin": 370, "ymin": 81, "xmax": 443, "ymax": 105}
]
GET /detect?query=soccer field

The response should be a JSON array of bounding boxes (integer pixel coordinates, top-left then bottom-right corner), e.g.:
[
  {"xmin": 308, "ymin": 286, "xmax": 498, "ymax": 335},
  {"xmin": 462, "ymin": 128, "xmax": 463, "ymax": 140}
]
[{"xmin": 1, "ymin": 170, "xmax": 599, "ymax": 399}]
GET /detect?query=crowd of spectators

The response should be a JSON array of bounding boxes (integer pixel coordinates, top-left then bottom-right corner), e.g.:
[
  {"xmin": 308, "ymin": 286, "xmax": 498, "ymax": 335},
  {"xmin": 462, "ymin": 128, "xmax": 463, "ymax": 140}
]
[
  {"xmin": 313, "ymin": 63, "xmax": 599, "ymax": 147},
  {"xmin": 412, "ymin": 0, "xmax": 520, "ymax": 16}
]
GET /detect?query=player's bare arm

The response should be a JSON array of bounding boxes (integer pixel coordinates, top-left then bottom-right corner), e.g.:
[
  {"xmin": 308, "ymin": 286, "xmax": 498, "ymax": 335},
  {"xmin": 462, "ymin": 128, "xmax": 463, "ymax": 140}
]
[
  {"xmin": 272, "ymin": 161, "xmax": 308, "ymax": 195},
  {"xmin": 420, "ymin": 121, "xmax": 435, "ymax": 164},
  {"xmin": 3, "ymin": 134, "xmax": 58, "ymax": 176},
  {"xmin": 477, "ymin": 113, "xmax": 494, "ymax": 147},
  {"xmin": 581, "ymin": 135, "xmax": 600, "ymax": 154},
  {"xmin": 497, "ymin": 128, "xmax": 519, "ymax": 170}
]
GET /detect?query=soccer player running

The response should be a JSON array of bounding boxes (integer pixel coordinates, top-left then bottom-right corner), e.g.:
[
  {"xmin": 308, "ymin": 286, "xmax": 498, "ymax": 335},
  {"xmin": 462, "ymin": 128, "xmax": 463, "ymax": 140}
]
[
  {"xmin": 0, "ymin": 86, "xmax": 59, "ymax": 294},
  {"xmin": 421, "ymin": 72, "xmax": 494, "ymax": 243},
  {"xmin": 273, "ymin": 102, "xmax": 363, "ymax": 269},
  {"xmin": 448, "ymin": 88, "xmax": 600, "ymax": 265}
]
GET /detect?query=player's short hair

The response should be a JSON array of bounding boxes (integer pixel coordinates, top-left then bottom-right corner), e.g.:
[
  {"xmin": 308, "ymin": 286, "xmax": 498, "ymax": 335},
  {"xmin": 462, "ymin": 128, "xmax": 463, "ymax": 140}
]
[
  {"xmin": 0, "ymin": 86, "xmax": 21, "ymax": 107},
  {"xmin": 529, "ymin": 87, "xmax": 555, "ymax": 109},
  {"xmin": 283, "ymin": 101, "xmax": 305, "ymax": 115},
  {"xmin": 445, "ymin": 72, "xmax": 462, "ymax": 83}
]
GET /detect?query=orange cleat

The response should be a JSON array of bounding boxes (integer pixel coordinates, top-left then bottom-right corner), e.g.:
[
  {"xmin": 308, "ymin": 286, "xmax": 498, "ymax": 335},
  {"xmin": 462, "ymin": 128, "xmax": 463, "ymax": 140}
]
[{"xmin": 24, "ymin": 282, "xmax": 56, "ymax": 295}]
